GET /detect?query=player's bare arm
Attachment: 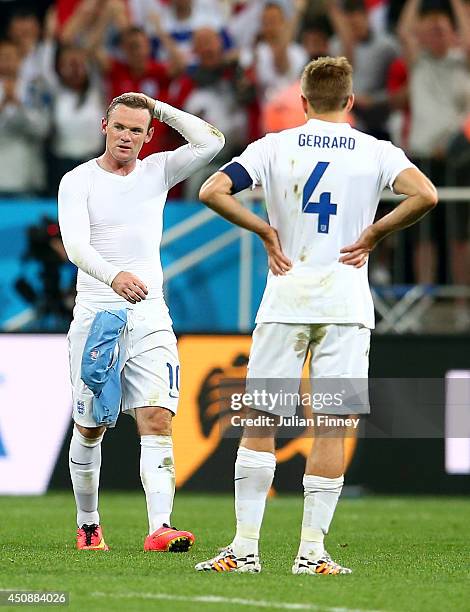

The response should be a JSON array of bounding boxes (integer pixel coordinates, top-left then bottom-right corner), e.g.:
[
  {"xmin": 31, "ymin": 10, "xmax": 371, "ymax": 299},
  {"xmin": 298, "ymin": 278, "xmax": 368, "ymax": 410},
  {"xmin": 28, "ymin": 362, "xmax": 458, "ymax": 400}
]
[
  {"xmin": 147, "ymin": 12, "xmax": 186, "ymax": 76},
  {"xmin": 449, "ymin": 0, "xmax": 470, "ymax": 61},
  {"xmin": 340, "ymin": 168, "xmax": 438, "ymax": 268},
  {"xmin": 326, "ymin": 0, "xmax": 355, "ymax": 63},
  {"xmin": 199, "ymin": 171, "xmax": 292, "ymax": 276},
  {"xmin": 397, "ymin": 0, "xmax": 422, "ymax": 66}
]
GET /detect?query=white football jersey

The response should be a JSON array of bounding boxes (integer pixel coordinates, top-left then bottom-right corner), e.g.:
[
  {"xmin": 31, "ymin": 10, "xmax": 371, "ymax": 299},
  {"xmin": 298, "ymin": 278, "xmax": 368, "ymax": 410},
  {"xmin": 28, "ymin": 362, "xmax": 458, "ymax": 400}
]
[{"xmin": 225, "ymin": 118, "xmax": 415, "ymax": 328}]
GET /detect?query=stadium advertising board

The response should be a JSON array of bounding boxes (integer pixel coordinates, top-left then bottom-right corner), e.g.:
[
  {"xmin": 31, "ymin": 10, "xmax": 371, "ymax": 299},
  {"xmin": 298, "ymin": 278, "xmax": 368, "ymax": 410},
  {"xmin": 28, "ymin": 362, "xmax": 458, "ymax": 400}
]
[
  {"xmin": 0, "ymin": 335, "xmax": 71, "ymax": 494},
  {"xmin": 174, "ymin": 335, "xmax": 358, "ymax": 488},
  {"xmin": 445, "ymin": 370, "xmax": 470, "ymax": 475},
  {"xmin": 1, "ymin": 335, "xmax": 470, "ymax": 495}
]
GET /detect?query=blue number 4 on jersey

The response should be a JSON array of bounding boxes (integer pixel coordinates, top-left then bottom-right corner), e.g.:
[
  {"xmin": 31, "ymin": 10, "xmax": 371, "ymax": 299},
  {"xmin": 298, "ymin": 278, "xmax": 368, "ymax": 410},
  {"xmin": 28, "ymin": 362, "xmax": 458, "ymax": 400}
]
[{"xmin": 302, "ymin": 161, "xmax": 337, "ymax": 234}]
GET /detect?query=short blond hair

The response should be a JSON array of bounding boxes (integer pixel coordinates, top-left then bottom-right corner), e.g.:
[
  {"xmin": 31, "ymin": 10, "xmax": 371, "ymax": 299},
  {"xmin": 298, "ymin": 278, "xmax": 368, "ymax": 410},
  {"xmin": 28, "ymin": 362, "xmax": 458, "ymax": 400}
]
[{"xmin": 300, "ymin": 56, "xmax": 353, "ymax": 114}]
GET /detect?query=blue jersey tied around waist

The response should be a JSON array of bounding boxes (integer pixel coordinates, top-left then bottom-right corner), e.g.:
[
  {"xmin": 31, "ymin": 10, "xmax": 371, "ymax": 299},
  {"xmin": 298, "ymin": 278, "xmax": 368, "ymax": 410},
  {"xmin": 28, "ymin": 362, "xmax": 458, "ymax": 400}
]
[{"xmin": 81, "ymin": 309, "xmax": 128, "ymax": 426}]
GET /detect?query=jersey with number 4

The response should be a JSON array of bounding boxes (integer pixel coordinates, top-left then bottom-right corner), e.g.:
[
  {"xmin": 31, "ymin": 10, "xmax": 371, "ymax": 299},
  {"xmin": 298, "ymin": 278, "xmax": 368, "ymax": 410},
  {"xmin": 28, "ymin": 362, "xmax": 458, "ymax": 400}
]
[{"xmin": 224, "ymin": 118, "xmax": 415, "ymax": 328}]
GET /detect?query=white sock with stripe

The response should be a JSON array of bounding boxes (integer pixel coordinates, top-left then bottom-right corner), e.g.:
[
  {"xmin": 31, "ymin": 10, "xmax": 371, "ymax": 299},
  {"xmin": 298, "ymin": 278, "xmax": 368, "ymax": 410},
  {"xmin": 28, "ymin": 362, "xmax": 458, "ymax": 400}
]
[
  {"xmin": 140, "ymin": 435, "xmax": 175, "ymax": 534},
  {"xmin": 69, "ymin": 426, "xmax": 103, "ymax": 527},
  {"xmin": 231, "ymin": 446, "xmax": 276, "ymax": 558},
  {"xmin": 298, "ymin": 474, "xmax": 344, "ymax": 560}
]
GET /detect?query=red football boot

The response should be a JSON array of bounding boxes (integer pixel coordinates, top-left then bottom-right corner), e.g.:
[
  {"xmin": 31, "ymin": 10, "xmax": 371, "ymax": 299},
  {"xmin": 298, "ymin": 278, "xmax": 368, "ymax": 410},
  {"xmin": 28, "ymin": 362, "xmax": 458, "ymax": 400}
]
[
  {"xmin": 144, "ymin": 523, "xmax": 195, "ymax": 552},
  {"xmin": 76, "ymin": 524, "xmax": 109, "ymax": 551}
]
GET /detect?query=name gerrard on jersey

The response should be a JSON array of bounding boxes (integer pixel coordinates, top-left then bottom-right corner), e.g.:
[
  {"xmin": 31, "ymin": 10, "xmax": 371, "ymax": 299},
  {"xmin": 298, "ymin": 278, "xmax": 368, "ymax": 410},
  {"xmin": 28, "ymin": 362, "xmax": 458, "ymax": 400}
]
[{"xmin": 298, "ymin": 134, "xmax": 356, "ymax": 150}]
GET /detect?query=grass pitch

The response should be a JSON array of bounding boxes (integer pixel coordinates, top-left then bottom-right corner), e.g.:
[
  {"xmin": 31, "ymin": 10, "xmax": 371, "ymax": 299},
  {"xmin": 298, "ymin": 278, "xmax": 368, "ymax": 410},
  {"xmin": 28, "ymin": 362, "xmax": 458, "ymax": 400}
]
[{"xmin": 0, "ymin": 493, "xmax": 469, "ymax": 611}]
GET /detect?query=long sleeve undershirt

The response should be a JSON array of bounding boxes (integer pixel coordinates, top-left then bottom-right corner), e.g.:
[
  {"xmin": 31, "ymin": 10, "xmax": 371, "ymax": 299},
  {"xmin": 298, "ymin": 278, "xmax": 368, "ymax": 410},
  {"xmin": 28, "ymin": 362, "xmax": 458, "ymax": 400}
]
[{"xmin": 58, "ymin": 103, "xmax": 225, "ymax": 291}]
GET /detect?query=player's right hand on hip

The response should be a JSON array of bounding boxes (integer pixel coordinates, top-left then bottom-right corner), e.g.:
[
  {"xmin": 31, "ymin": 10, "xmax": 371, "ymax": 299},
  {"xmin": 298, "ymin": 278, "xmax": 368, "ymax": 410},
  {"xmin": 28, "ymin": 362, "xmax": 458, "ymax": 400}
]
[
  {"xmin": 339, "ymin": 225, "xmax": 379, "ymax": 268},
  {"xmin": 111, "ymin": 271, "xmax": 148, "ymax": 303},
  {"xmin": 262, "ymin": 227, "xmax": 292, "ymax": 276}
]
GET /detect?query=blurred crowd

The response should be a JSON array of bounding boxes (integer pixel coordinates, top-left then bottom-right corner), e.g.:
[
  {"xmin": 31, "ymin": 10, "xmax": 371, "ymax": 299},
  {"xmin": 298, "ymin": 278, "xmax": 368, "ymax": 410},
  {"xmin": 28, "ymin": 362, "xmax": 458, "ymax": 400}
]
[{"xmin": 2, "ymin": 0, "xmax": 470, "ymax": 292}]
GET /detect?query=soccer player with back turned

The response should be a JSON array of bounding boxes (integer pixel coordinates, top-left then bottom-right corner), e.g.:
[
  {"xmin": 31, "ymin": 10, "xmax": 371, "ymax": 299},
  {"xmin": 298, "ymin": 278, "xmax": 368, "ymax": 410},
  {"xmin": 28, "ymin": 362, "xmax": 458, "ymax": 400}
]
[
  {"xmin": 195, "ymin": 57, "xmax": 437, "ymax": 574},
  {"xmin": 58, "ymin": 93, "xmax": 224, "ymax": 551}
]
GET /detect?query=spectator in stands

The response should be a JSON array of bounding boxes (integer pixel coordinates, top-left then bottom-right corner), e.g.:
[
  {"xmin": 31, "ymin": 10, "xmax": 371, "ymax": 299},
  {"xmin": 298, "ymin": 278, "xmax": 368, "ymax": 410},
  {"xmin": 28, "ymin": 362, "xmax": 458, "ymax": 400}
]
[
  {"xmin": 253, "ymin": 2, "xmax": 308, "ymax": 104},
  {"xmin": 328, "ymin": 0, "xmax": 398, "ymax": 139},
  {"xmin": 90, "ymin": 16, "xmax": 185, "ymax": 155},
  {"xmin": 60, "ymin": 0, "xmax": 129, "ymax": 50},
  {"xmin": 386, "ymin": 57, "xmax": 410, "ymax": 150},
  {"xmin": 46, "ymin": 44, "xmax": 105, "ymax": 194},
  {"xmin": 227, "ymin": 0, "xmax": 267, "ymax": 51},
  {"xmin": 157, "ymin": 0, "xmax": 228, "ymax": 66},
  {"xmin": 101, "ymin": 26, "xmax": 175, "ymax": 101},
  {"xmin": 0, "ymin": 39, "xmax": 49, "ymax": 196},
  {"xmin": 6, "ymin": 9, "xmax": 44, "ymax": 92},
  {"xmin": 300, "ymin": 16, "xmax": 331, "ymax": 61},
  {"xmin": 228, "ymin": 0, "xmax": 301, "ymax": 51},
  {"xmin": 365, "ymin": 0, "xmax": 390, "ymax": 34},
  {"xmin": 261, "ymin": 11, "xmax": 354, "ymax": 135},
  {"xmin": 398, "ymin": 0, "xmax": 470, "ymax": 161},
  {"xmin": 181, "ymin": 27, "xmax": 258, "ymax": 198},
  {"xmin": 398, "ymin": 0, "xmax": 470, "ymax": 289},
  {"xmin": 262, "ymin": 79, "xmax": 305, "ymax": 133},
  {"xmin": 56, "ymin": 0, "xmax": 172, "ymax": 38}
]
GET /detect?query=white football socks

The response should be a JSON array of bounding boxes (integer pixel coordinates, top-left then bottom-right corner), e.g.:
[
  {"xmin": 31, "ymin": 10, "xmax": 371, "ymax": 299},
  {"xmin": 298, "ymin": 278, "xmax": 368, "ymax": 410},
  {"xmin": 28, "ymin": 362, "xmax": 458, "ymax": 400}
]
[
  {"xmin": 140, "ymin": 435, "xmax": 175, "ymax": 534},
  {"xmin": 231, "ymin": 446, "xmax": 276, "ymax": 557},
  {"xmin": 69, "ymin": 426, "xmax": 103, "ymax": 527},
  {"xmin": 298, "ymin": 474, "xmax": 344, "ymax": 560}
]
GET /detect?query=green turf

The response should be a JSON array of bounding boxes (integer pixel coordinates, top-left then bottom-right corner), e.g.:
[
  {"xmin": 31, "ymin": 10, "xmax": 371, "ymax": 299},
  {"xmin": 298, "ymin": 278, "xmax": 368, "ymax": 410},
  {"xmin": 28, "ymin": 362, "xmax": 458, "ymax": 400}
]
[{"xmin": 0, "ymin": 493, "xmax": 469, "ymax": 612}]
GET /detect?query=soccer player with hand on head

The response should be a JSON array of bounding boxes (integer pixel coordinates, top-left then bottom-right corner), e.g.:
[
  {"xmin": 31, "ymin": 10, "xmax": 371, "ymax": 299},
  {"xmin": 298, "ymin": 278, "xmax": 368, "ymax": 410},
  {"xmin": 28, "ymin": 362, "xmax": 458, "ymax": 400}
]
[
  {"xmin": 58, "ymin": 92, "xmax": 224, "ymax": 552},
  {"xmin": 195, "ymin": 56, "xmax": 437, "ymax": 575}
]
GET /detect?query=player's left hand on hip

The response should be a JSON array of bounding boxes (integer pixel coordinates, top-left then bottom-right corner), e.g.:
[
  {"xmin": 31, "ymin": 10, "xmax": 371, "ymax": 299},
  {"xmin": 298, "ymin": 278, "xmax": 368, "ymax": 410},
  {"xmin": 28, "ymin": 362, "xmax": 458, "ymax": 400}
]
[
  {"xmin": 263, "ymin": 228, "xmax": 292, "ymax": 275},
  {"xmin": 339, "ymin": 227, "xmax": 378, "ymax": 268}
]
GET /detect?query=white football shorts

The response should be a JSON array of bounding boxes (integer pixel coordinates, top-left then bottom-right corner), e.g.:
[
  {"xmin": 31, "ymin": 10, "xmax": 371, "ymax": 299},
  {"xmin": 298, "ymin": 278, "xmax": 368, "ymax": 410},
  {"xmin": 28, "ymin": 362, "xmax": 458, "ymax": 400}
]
[
  {"xmin": 246, "ymin": 322, "xmax": 370, "ymax": 415},
  {"xmin": 68, "ymin": 298, "xmax": 180, "ymax": 428}
]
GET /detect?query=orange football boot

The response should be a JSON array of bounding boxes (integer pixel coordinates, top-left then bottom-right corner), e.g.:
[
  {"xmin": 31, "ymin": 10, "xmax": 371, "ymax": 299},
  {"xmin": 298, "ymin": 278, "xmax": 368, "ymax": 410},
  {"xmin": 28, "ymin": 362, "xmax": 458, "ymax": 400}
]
[
  {"xmin": 76, "ymin": 524, "xmax": 109, "ymax": 551},
  {"xmin": 144, "ymin": 523, "xmax": 195, "ymax": 552}
]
